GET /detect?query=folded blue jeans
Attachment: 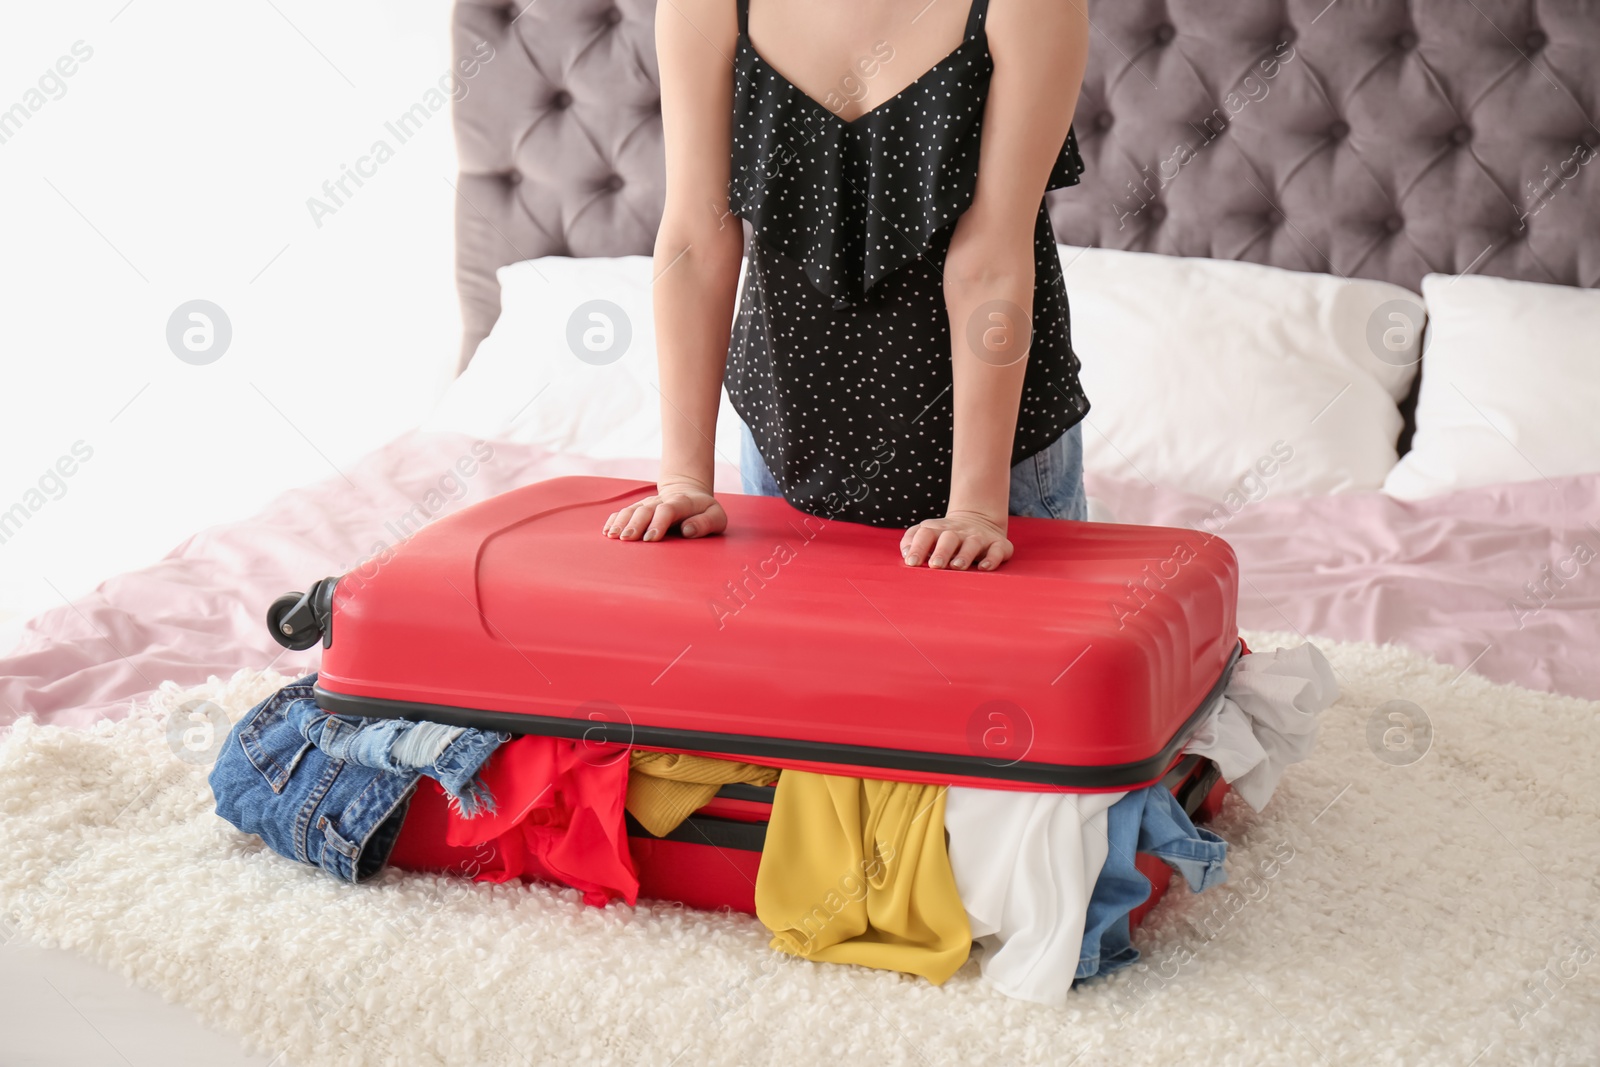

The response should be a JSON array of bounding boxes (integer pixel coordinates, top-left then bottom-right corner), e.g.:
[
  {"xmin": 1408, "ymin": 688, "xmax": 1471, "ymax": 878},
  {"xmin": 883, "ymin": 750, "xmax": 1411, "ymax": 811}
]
[
  {"xmin": 1076, "ymin": 784, "xmax": 1229, "ymax": 981},
  {"xmin": 208, "ymin": 674, "xmax": 506, "ymax": 883},
  {"xmin": 738, "ymin": 418, "xmax": 1089, "ymax": 522}
]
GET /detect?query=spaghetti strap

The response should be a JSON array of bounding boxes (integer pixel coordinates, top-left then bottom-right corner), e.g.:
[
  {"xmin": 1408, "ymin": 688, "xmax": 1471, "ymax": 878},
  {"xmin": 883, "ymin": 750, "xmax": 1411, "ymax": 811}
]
[
  {"xmin": 963, "ymin": 0, "xmax": 990, "ymax": 40},
  {"xmin": 736, "ymin": 0, "xmax": 749, "ymax": 36}
]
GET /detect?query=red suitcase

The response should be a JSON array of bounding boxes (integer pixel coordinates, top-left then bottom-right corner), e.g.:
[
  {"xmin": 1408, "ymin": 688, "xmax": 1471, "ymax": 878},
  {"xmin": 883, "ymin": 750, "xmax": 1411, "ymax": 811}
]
[{"xmin": 269, "ymin": 475, "xmax": 1241, "ymax": 792}]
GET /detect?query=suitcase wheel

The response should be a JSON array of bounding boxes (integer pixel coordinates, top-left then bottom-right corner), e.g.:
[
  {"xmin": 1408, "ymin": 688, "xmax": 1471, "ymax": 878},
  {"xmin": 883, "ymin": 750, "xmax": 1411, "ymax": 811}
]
[
  {"xmin": 268, "ymin": 592, "xmax": 322, "ymax": 651},
  {"xmin": 267, "ymin": 578, "xmax": 339, "ymax": 651}
]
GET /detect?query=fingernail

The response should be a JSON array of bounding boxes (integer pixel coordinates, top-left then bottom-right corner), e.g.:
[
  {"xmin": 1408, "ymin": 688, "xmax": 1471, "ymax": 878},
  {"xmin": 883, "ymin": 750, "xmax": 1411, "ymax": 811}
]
[
  {"xmin": 906, "ymin": 554, "xmax": 919, "ymax": 566},
  {"xmin": 643, "ymin": 530, "xmax": 657, "ymax": 542},
  {"xmin": 980, "ymin": 560, "xmax": 993, "ymax": 570},
  {"xmin": 931, "ymin": 557, "xmax": 944, "ymax": 568},
  {"xmin": 683, "ymin": 523, "xmax": 696, "ymax": 536}
]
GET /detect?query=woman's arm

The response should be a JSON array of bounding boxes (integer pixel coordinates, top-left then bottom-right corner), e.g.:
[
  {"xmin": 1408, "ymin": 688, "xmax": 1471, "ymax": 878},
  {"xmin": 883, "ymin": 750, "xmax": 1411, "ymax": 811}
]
[
  {"xmin": 901, "ymin": 0, "xmax": 1089, "ymax": 570},
  {"xmin": 604, "ymin": 0, "xmax": 746, "ymax": 542}
]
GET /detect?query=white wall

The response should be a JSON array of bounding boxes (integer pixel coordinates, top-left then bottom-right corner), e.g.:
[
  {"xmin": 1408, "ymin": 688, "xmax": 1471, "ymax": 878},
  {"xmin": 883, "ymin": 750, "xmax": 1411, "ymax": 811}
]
[{"xmin": 0, "ymin": 0, "xmax": 467, "ymax": 635}]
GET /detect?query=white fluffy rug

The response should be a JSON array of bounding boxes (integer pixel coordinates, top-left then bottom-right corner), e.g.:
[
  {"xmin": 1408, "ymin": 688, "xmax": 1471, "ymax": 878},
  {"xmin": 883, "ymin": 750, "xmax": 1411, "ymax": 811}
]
[{"xmin": 2, "ymin": 631, "xmax": 1597, "ymax": 1067}]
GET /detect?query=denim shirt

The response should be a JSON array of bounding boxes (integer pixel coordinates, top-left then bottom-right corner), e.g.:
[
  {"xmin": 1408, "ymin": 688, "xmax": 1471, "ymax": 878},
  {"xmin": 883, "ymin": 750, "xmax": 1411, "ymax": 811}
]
[
  {"xmin": 1077, "ymin": 784, "xmax": 1229, "ymax": 981},
  {"xmin": 209, "ymin": 674, "xmax": 505, "ymax": 883}
]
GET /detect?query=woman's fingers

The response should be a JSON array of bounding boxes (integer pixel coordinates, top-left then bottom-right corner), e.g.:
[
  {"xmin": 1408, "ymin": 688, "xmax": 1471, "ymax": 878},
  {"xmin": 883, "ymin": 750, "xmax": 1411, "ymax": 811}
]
[
  {"xmin": 978, "ymin": 538, "xmax": 1012, "ymax": 571},
  {"xmin": 602, "ymin": 493, "xmax": 729, "ymax": 541},
  {"xmin": 927, "ymin": 530, "xmax": 966, "ymax": 569},
  {"xmin": 900, "ymin": 522, "xmax": 1012, "ymax": 571},
  {"xmin": 641, "ymin": 500, "xmax": 685, "ymax": 542},
  {"xmin": 680, "ymin": 500, "xmax": 727, "ymax": 538},
  {"xmin": 902, "ymin": 525, "xmax": 941, "ymax": 567},
  {"xmin": 949, "ymin": 533, "xmax": 991, "ymax": 570},
  {"xmin": 604, "ymin": 500, "xmax": 653, "ymax": 539},
  {"xmin": 622, "ymin": 503, "xmax": 655, "ymax": 540}
]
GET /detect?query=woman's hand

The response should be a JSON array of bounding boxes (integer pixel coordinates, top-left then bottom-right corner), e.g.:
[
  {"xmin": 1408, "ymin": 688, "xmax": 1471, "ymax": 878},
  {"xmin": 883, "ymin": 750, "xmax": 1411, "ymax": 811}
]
[
  {"xmin": 900, "ymin": 509, "xmax": 1013, "ymax": 571},
  {"xmin": 602, "ymin": 481, "xmax": 727, "ymax": 542}
]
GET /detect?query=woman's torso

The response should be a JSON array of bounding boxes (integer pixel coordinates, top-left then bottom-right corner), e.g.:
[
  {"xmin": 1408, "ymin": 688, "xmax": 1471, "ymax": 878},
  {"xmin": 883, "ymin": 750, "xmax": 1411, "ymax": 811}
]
[{"xmin": 723, "ymin": 0, "xmax": 1090, "ymax": 528}]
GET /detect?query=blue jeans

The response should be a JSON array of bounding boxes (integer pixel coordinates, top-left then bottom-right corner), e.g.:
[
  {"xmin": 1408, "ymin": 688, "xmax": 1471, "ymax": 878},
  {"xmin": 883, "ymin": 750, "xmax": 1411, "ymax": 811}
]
[
  {"xmin": 738, "ymin": 420, "xmax": 1088, "ymax": 522},
  {"xmin": 208, "ymin": 674, "xmax": 506, "ymax": 883},
  {"xmin": 1076, "ymin": 784, "xmax": 1229, "ymax": 981}
]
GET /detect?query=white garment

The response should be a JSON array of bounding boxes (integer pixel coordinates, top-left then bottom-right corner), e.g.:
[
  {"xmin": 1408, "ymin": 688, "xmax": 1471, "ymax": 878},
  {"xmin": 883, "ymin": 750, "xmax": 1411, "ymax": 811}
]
[
  {"xmin": 1186, "ymin": 643, "xmax": 1341, "ymax": 810},
  {"xmin": 944, "ymin": 642, "xmax": 1338, "ymax": 1006},
  {"xmin": 943, "ymin": 787, "xmax": 1124, "ymax": 1007}
]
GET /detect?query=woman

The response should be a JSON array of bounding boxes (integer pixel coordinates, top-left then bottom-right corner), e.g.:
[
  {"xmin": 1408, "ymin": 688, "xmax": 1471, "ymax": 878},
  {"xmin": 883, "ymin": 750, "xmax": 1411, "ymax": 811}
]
[{"xmin": 604, "ymin": 0, "xmax": 1091, "ymax": 572}]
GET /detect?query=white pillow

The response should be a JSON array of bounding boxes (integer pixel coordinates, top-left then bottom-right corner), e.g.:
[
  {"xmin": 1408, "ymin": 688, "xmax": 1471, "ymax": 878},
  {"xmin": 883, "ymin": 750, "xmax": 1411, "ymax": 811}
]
[
  {"xmin": 423, "ymin": 256, "xmax": 747, "ymax": 464},
  {"xmin": 1059, "ymin": 246, "xmax": 1423, "ymax": 502},
  {"xmin": 1383, "ymin": 273, "xmax": 1600, "ymax": 499}
]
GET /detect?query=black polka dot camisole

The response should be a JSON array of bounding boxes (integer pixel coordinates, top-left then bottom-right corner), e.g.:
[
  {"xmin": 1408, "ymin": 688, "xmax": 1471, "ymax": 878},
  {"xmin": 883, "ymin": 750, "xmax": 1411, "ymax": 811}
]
[{"xmin": 723, "ymin": 0, "xmax": 1091, "ymax": 528}]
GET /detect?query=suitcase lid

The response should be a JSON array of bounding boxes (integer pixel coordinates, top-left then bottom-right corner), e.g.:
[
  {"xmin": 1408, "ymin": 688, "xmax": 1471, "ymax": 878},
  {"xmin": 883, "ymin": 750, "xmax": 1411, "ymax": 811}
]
[{"xmin": 314, "ymin": 476, "xmax": 1239, "ymax": 790}]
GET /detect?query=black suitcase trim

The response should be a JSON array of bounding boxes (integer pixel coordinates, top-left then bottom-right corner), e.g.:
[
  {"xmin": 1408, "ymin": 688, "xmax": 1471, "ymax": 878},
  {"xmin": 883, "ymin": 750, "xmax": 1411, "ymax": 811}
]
[
  {"xmin": 710, "ymin": 782, "xmax": 778, "ymax": 804},
  {"xmin": 314, "ymin": 640, "xmax": 1241, "ymax": 790},
  {"xmin": 625, "ymin": 811, "xmax": 767, "ymax": 850}
]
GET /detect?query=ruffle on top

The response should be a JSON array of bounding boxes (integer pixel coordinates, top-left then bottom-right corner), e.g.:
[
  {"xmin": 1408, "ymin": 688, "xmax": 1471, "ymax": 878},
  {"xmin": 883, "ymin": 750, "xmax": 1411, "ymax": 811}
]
[{"xmin": 729, "ymin": 33, "xmax": 1086, "ymax": 311}]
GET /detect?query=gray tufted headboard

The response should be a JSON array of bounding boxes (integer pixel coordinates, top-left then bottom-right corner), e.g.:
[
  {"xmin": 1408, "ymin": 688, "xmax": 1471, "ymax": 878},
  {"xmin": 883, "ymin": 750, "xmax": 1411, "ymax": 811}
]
[{"xmin": 449, "ymin": 0, "xmax": 1600, "ymax": 445}]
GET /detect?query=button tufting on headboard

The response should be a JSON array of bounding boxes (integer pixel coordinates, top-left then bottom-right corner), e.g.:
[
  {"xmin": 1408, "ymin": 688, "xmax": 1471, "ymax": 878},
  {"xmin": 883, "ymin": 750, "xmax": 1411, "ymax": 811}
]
[{"xmin": 449, "ymin": 0, "xmax": 1600, "ymax": 372}]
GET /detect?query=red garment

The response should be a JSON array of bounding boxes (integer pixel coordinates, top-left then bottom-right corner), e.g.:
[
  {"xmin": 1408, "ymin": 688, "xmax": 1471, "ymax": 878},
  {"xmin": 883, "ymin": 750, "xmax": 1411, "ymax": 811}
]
[{"xmin": 388, "ymin": 735, "xmax": 637, "ymax": 907}]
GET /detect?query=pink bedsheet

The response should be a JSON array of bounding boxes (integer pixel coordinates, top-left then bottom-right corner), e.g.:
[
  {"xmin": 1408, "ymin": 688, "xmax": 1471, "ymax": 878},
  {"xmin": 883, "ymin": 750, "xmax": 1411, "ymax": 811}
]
[
  {"xmin": 1085, "ymin": 470, "xmax": 1600, "ymax": 701},
  {"xmin": 2, "ymin": 430, "xmax": 1595, "ymax": 730}
]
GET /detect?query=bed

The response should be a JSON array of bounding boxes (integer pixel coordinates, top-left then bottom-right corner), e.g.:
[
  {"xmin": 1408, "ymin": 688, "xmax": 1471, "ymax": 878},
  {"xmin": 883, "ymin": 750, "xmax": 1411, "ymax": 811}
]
[
  {"xmin": 4, "ymin": 0, "xmax": 1596, "ymax": 725},
  {"xmin": 3, "ymin": 3, "xmax": 1599, "ymax": 1065}
]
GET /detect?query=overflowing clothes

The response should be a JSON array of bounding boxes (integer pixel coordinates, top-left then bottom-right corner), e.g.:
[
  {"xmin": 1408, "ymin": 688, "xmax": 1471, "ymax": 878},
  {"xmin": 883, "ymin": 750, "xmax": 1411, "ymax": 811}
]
[
  {"xmin": 626, "ymin": 750, "xmax": 778, "ymax": 837},
  {"xmin": 940, "ymin": 640, "xmax": 1336, "ymax": 1003},
  {"xmin": 944, "ymin": 789, "xmax": 1122, "ymax": 1006},
  {"xmin": 210, "ymin": 677, "xmax": 636, "ymax": 905},
  {"xmin": 1185, "ymin": 642, "xmax": 1340, "ymax": 810},
  {"xmin": 208, "ymin": 673, "xmax": 504, "ymax": 883},
  {"xmin": 1076, "ymin": 786, "xmax": 1228, "ymax": 981},
  {"xmin": 416, "ymin": 734, "xmax": 639, "ymax": 907},
  {"xmin": 754, "ymin": 771, "xmax": 972, "ymax": 985}
]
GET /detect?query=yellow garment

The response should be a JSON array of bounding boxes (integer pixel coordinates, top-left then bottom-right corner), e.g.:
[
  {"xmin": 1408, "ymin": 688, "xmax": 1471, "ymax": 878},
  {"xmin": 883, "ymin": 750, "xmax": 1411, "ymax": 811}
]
[
  {"xmin": 626, "ymin": 750, "xmax": 778, "ymax": 837},
  {"xmin": 754, "ymin": 771, "xmax": 971, "ymax": 984}
]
